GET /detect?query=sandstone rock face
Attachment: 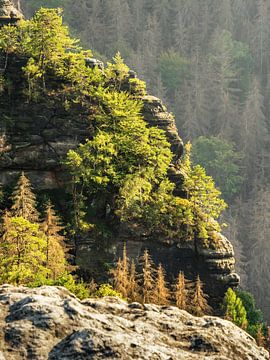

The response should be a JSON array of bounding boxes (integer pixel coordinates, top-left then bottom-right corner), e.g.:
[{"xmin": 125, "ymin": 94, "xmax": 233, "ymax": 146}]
[
  {"xmin": 0, "ymin": 55, "xmax": 239, "ymax": 302},
  {"xmin": 0, "ymin": 0, "xmax": 23, "ymax": 19},
  {"xmin": 77, "ymin": 231, "xmax": 240, "ymax": 307},
  {"xmin": 0, "ymin": 285, "xmax": 268, "ymax": 360}
]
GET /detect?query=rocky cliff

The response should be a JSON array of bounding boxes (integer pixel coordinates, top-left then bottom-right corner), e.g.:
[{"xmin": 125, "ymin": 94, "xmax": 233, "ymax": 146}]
[
  {"xmin": 0, "ymin": 52, "xmax": 239, "ymax": 302},
  {"xmin": 0, "ymin": 19, "xmax": 239, "ymax": 303},
  {"xmin": 0, "ymin": 285, "xmax": 268, "ymax": 360}
]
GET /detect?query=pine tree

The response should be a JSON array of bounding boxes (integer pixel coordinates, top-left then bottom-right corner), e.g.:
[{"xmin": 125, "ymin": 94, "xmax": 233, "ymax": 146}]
[
  {"xmin": 153, "ymin": 263, "xmax": 170, "ymax": 305},
  {"xmin": 11, "ymin": 172, "xmax": 39, "ymax": 222},
  {"xmin": 175, "ymin": 271, "xmax": 188, "ymax": 310},
  {"xmin": 141, "ymin": 249, "xmax": 155, "ymax": 304},
  {"xmin": 41, "ymin": 200, "xmax": 67, "ymax": 280},
  {"xmin": 191, "ymin": 275, "xmax": 212, "ymax": 316}
]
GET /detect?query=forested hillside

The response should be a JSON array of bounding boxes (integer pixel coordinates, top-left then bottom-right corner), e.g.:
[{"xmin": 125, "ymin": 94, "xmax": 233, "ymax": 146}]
[{"xmin": 20, "ymin": 0, "xmax": 270, "ymax": 319}]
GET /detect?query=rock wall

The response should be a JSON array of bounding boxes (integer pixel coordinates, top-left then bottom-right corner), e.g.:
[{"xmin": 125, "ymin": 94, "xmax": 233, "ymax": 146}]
[
  {"xmin": 0, "ymin": 54, "xmax": 239, "ymax": 303},
  {"xmin": 0, "ymin": 285, "xmax": 268, "ymax": 360}
]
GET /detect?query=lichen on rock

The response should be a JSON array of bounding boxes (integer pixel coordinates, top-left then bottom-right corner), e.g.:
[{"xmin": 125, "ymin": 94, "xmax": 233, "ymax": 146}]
[{"xmin": 0, "ymin": 285, "xmax": 268, "ymax": 360}]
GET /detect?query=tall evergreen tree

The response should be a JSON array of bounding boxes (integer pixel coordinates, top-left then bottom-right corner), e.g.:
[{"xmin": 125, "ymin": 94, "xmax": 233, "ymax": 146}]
[{"xmin": 41, "ymin": 200, "xmax": 67, "ymax": 280}]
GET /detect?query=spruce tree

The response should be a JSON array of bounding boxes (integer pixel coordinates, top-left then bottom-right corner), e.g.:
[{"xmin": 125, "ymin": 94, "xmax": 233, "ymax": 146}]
[
  {"xmin": 41, "ymin": 200, "xmax": 67, "ymax": 280},
  {"xmin": 153, "ymin": 263, "xmax": 170, "ymax": 305},
  {"xmin": 175, "ymin": 271, "xmax": 188, "ymax": 310},
  {"xmin": 191, "ymin": 275, "xmax": 212, "ymax": 316},
  {"xmin": 11, "ymin": 172, "xmax": 39, "ymax": 222},
  {"xmin": 141, "ymin": 249, "xmax": 155, "ymax": 304}
]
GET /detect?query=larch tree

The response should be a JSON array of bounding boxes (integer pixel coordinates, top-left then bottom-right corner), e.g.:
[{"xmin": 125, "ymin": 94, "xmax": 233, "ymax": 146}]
[
  {"xmin": 191, "ymin": 275, "xmax": 212, "ymax": 316},
  {"xmin": 41, "ymin": 200, "xmax": 67, "ymax": 280},
  {"xmin": 11, "ymin": 172, "xmax": 39, "ymax": 222},
  {"xmin": 153, "ymin": 263, "xmax": 170, "ymax": 305},
  {"xmin": 128, "ymin": 259, "xmax": 140, "ymax": 302},
  {"xmin": 175, "ymin": 271, "xmax": 188, "ymax": 310},
  {"xmin": 111, "ymin": 243, "xmax": 130, "ymax": 299},
  {"xmin": 141, "ymin": 249, "xmax": 156, "ymax": 304},
  {"xmin": 0, "ymin": 216, "xmax": 48, "ymax": 285}
]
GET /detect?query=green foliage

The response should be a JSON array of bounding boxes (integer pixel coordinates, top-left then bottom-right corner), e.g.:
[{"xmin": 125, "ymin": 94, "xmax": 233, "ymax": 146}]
[
  {"xmin": 129, "ymin": 78, "xmax": 147, "ymax": 97},
  {"xmin": 192, "ymin": 137, "xmax": 243, "ymax": 201},
  {"xmin": 1, "ymin": 7, "xmax": 227, "ymax": 250},
  {"xmin": 157, "ymin": 51, "xmax": 189, "ymax": 93},
  {"xmin": 223, "ymin": 288, "xmax": 248, "ymax": 329},
  {"xmin": 117, "ymin": 178, "xmax": 194, "ymax": 239},
  {"xmin": 0, "ymin": 216, "xmax": 48, "ymax": 285},
  {"xmin": 236, "ymin": 290, "xmax": 265, "ymax": 338},
  {"xmin": 94, "ymin": 283, "xmax": 124, "ymax": 299},
  {"xmin": 54, "ymin": 274, "xmax": 90, "ymax": 300},
  {"xmin": 105, "ymin": 52, "xmax": 130, "ymax": 88},
  {"xmin": 0, "ymin": 24, "xmax": 20, "ymax": 54},
  {"xmin": 181, "ymin": 143, "xmax": 227, "ymax": 240},
  {"xmin": 0, "ymin": 174, "xmax": 88, "ymax": 300}
]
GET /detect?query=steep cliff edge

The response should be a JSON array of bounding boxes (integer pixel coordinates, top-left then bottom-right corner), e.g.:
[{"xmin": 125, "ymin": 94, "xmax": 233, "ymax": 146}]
[
  {"xmin": 0, "ymin": 6, "xmax": 239, "ymax": 304},
  {"xmin": 0, "ymin": 285, "xmax": 268, "ymax": 360}
]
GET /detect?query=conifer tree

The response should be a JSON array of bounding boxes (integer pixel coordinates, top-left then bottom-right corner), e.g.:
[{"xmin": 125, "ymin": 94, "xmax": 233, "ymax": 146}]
[
  {"xmin": 128, "ymin": 259, "xmax": 140, "ymax": 302},
  {"xmin": 141, "ymin": 249, "xmax": 155, "ymax": 304},
  {"xmin": 41, "ymin": 200, "xmax": 67, "ymax": 280},
  {"xmin": 191, "ymin": 275, "xmax": 212, "ymax": 316},
  {"xmin": 175, "ymin": 271, "xmax": 188, "ymax": 310},
  {"xmin": 0, "ymin": 216, "xmax": 48, "ymax": 285},
  {"xmin": 111, "ymin": 243, "xmax": 130, "ymax": 298},
  {"xmin": 153, "ymin": 263, "xmax": 170, "ymax": 305},
  {"xmin": 11, "ymin": 172, "xmax": 39, "ymax": 222}
]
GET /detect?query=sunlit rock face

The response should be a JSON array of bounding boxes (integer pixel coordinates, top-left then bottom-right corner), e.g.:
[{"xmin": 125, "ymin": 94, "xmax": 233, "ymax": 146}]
[
  {"xmin": 0, "ymin": 0, "xmax": 23, "ymax": 23},
  {"xmin": 0, "ymin": 285, "xmax": 268, "ymax": 360}
]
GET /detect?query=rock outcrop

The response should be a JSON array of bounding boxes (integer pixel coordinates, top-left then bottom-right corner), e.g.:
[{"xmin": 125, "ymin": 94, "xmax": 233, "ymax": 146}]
[
  {"xmin": 0, "ymin": 285, "xmax": 268, "ymax": 360},
  {"xmin": 0, "ymin": 40, "xmax": 239, "ymax": 301},
  {"xmin": 0, "ymin": 0, "xmax": 23, "ymax": 22}
]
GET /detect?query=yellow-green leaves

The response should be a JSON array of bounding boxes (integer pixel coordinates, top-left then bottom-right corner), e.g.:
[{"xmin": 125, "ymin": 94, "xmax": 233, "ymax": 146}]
[{"xmin": 0, "ymin": 217, "xmax": 48, "ymax": 285}]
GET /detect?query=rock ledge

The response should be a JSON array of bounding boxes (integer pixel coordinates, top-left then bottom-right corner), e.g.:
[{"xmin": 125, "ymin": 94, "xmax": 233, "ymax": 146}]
[{"xmin": 0, "ymin": 285, "xmax": 268, "ymax": 360}]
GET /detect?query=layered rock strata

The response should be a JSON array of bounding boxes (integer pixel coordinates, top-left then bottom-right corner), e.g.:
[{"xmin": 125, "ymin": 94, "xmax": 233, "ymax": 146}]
[{"xmin": 0, "ymin": 53, "xmax": 239, "ymax": 301}]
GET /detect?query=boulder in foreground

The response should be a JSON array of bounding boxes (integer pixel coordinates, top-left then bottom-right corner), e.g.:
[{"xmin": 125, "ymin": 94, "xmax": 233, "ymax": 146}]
[{"xmin": 0, "ymin": 285, "xmax": 268, "ymax": 359}]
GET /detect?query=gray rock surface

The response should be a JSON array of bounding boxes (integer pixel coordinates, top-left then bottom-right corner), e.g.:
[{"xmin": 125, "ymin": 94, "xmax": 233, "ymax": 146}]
[
  {"xmin": 0, "ymin": 285, "xmax": 268, "ymax": 360},
  {"xmin": 0, "ymin": 0, "xmax": 23, "ymax": 19}
]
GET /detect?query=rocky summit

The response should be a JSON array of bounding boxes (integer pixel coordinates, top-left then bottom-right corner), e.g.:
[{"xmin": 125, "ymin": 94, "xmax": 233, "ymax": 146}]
[{"xmin": 0, "ymin": 285, "xmax": 268, "ymax": 360}]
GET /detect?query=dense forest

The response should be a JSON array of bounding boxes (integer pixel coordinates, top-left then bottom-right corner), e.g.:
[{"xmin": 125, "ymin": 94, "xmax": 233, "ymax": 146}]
[{"xmin": 20, "ymin": 0, "xmax": 270, "ymax": 320}]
